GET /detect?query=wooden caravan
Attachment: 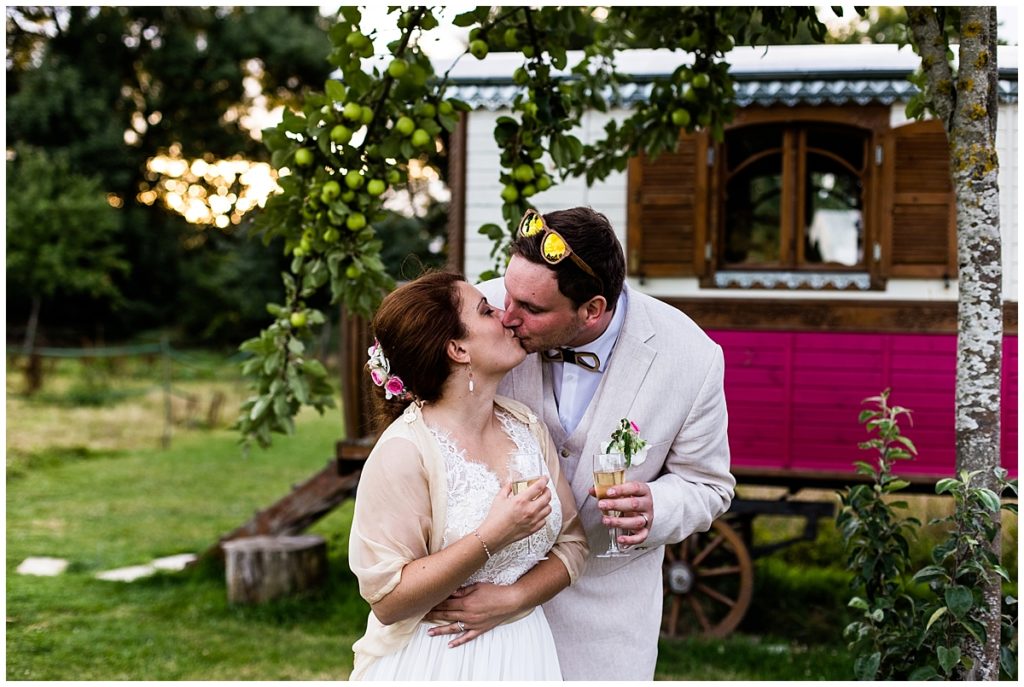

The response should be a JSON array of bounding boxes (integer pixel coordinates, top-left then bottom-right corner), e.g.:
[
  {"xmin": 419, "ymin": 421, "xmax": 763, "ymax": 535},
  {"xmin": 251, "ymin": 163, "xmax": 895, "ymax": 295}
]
[{"xmin": 439, "ymin": 43, "xmax": 1019, "ymax": 637}]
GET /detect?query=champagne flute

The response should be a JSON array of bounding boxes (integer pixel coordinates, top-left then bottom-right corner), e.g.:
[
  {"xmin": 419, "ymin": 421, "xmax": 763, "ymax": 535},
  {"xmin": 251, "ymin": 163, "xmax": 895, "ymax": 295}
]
[
  {"xmin": 508, "ymin": 450, "xmax": 547, "ymax": 560},
  {"xmin": 593, "ymin": 452, "xmax": 630, "ymax": 558}
]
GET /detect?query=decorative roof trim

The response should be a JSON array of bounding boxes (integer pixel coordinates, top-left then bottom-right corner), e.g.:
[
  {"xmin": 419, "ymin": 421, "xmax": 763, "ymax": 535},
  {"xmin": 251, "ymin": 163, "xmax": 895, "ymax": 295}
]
[{"xmin": 446, "ymin": 78, "xmax": 1017, "ymax": 110}]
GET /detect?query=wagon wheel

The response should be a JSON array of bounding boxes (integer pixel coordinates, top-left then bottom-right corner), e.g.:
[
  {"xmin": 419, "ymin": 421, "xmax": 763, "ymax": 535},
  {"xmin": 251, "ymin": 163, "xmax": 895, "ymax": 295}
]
[{"xmin": 661, "ymin": 519, "xmax": 754, "ymax": 639}]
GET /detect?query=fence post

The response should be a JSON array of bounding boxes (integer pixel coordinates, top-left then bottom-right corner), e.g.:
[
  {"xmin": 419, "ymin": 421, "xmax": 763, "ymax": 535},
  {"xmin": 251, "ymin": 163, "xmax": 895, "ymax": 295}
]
[{"xmin": 161, "ymin": 336, "xmax": 172, "ymax": 449}]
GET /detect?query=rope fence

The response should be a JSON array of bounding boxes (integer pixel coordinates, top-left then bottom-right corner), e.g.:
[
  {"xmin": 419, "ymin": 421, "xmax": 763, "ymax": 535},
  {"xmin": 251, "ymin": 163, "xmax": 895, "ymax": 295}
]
[{"xmin": 7, "ymin": 338, "xmax": 247, "ymax": 449}]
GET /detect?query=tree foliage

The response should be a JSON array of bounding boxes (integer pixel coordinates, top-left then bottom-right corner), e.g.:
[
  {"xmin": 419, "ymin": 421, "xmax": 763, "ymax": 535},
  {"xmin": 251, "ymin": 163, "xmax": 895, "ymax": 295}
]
[
  {"xmin": 237, "ymin": 5, "xmax": 836, "ymax": 448},
  {"xmin": 5, "ymin": 6, "xmax": 333, "ymax": 341},
  {"xmin": 6, "ymin": 145, "xmax": 128, "ymax": 306},
  {"xmin": 839, "ymin": 391, "xmax": 1017, "ymax": 680}
]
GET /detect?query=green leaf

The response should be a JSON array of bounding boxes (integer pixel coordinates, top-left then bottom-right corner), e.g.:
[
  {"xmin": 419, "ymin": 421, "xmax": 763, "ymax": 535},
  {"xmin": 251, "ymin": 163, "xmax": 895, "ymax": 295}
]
[
  {"xmin": 945, "ymin": 586, "xmax": 973, "ymax": 618},
  {"xmin": 976, "ymin": 488, "xmax": 1001, "ymax": 512},
  {"xmin": 937, "ymin": 645, "xmax": 960, "ymax": 675},
  {"xmin": 925, "ymin": 605, "xmax": 948, "ymax": 631},
  {"xmin": 853, "ymin": 652, "xmax": 880, "ymax": 681},
  {"xmin": 848, "ymin": 596, "xmax": 869, "ymax": 610},
  {"xmin": 249, "ymin": 394, "xmax": 271, "ymax": 421},
  {"xmin": 935, "ymin": 478, "xmax": 959, "ymax": 494},
  {"xmin": 325, "ymin": 79, "xmax": 346, "ymax": 103},
  {"xmin": 913, "ymin": 565, "xmax": 948, "ymax": 584}
]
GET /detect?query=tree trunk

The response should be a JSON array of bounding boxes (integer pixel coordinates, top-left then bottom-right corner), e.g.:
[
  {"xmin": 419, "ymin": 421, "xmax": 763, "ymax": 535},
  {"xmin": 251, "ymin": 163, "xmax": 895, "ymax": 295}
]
[
  {"xmin": 950, "ymin": 7, "xmax": 1002, "ymax": 678},
  {"xmin": 909, "ymin": 6, "xmax": 1004, "ymax": 679}
]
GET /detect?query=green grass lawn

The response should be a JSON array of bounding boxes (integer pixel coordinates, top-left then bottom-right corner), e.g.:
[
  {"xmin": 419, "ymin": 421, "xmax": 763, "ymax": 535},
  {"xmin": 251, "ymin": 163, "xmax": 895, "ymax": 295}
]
[
  {"xmin": 7, "ymin": 410, "xmax": 371, "ymax": 680},
  {"xmin": 7, "ymin": 359, "xmax": 856, "ymax": 680}
]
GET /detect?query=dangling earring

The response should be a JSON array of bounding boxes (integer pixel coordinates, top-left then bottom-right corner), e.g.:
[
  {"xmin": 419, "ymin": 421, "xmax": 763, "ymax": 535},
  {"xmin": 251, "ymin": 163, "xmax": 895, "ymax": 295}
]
[{"xmin": 468, "ymin": 364, "xmax": 475, "ymax": 393}]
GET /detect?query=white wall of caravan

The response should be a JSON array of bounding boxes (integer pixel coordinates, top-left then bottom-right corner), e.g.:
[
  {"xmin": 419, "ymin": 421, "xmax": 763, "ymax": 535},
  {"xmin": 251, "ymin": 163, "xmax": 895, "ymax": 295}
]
[{"xmin": 463, "ymin": 103, "xmax": 1018, "ymax": 302}]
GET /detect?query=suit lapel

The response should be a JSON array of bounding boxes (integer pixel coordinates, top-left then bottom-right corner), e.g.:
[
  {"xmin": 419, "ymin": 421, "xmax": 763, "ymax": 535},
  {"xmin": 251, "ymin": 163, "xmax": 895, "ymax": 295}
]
[
  {"xmin": 568, "ymin": 288, "xmax": 658, "ymax": 499},
  {"xmin": 510, "ymin": 353, "xmax": 544, "ymax": 416}
]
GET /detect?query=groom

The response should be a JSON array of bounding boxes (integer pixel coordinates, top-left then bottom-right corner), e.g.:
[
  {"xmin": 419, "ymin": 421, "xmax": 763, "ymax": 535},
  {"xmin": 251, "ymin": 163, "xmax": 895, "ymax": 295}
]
[{"xmin": 428, "ymin": 206, "xmax": 735, "ymax": 679}]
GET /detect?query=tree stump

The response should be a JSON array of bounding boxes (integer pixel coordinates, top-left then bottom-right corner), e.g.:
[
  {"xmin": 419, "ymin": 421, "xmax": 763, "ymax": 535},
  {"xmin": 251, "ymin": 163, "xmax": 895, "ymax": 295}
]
[{"xmin": 223, "ymin": 535, "xmax": 328, "ymax": 604}]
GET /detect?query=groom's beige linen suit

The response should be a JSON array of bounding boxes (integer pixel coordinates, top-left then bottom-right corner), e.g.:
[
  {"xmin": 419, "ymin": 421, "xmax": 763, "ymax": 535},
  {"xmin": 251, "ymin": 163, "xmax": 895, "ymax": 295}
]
[{"xmin": 481, "ymin": 280, "xmax": 735, "ymax": 680}]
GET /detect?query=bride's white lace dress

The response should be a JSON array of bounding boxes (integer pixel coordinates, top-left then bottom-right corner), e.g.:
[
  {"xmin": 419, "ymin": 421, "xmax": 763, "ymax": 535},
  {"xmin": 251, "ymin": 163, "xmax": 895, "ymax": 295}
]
[{"xmin": 359, "ymin": 408, "xmax": 564, "ymax": 680}]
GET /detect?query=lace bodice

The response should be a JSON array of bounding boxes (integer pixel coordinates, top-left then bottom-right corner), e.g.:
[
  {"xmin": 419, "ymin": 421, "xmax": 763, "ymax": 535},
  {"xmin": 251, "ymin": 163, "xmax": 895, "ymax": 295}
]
[{"xmin": 428, "ymin": 407, "xmax": 563, "ymax": 587}]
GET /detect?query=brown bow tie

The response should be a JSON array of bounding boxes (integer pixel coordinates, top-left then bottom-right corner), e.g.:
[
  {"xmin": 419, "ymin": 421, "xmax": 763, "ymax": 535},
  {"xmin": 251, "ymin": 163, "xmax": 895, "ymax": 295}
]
[{"xmin": 541, "ymin": 348, "xmax": 600, "ymax": 371}]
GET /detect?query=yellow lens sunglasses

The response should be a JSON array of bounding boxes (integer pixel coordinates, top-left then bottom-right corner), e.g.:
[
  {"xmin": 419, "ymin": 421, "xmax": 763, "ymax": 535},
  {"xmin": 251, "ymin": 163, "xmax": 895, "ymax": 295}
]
[{"xmin": 517, "ymin": 209, "xmax": 600, "ymax": 283}]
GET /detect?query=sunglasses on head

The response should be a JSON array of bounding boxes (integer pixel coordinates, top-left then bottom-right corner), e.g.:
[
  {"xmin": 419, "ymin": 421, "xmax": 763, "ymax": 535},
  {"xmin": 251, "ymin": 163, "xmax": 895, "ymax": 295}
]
[{"xmin": 517, "ymin": 209, "xmax": 600, "ymax": 284}]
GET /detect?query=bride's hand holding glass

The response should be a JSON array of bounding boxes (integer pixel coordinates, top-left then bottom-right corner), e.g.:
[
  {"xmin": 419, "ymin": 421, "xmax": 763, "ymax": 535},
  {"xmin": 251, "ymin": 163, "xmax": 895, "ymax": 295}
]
[{"xmin": 476, "ymin": 476, "xmax": 551, "ymax": 553}]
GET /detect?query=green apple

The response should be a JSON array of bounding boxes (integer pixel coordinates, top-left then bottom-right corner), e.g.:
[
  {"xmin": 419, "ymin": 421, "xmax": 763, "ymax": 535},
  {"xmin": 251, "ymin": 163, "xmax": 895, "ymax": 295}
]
[
  {"xmin": 346, "ymin": 212, "xmax": 367, "ymax": 231},
  {"xmin": 513, "ymin": 163, "xmax": 535, "ymax": 183},
  {"xmin": 345, "ymin": 170, "xmax": 364, "ymax": 190},
  {"xmin": 294, "ymin": 147, "xmax": 314, "ymax": 167},
  {"xmin": 522, "ymin": 184, "xmax": 537, "ymax": 198},
  {"xmin": 395, "ymin": 116, "xmax": 416, "ymax": 136},
  {"xmin": 346, "ymin": 31, "xmax": 369, "ymax": 50},
  {"xmin": 343, "ymin": 102, "xmax": 363, "ymax": 122},
  {"xmin": 366, "ymin": 179, "xmax": 386, "ymax": 196},
  {"xmin": 360, "ymin": 106, "xmax": 374, "ymax": 125},
  {"xmin": 411, "ymin": 128, "xmax": 432, "ymax": 148},
  {"xmin": 692, "ymin": 73, "xmax": 710, "ymax": 89},
  {"xmin": 330, "ymin": 124, "xmax": 353, "ymax": 145},
  {"xmin": 469, "ymin": 39, "xmax": 489, "ymax": 60},
  {"xmin": 341, "ymin": 190, "xmax": 356, "ymax": 203},
  {"xmin": 345, "ymin": 263, "xmax": 362, "ymax": 279},
  {"xmin": 387, "ymin": 58, "xmax": 408, "ymax": 78},
  {"xmin": 323, "ymin": 228, "xmax": 340, "ymax": 242},
  {"xmin": 504, "ymin": 28, "xmax": 519, "ymax": 49},
  {"xmin": 321, "ymin": 180, "xmax": 341, "ymax": 201},
  {"xmin": 500, "ymin": 184, "xmax": 519, "ymax": 203},
  {"xmin": 415, "ymin": 102, "xmax": 437, "ymax": 119},
  {"xmin": 439, "ymin": 101, "xmax": 454, "ymax": 116},
  {"xmin": 290, "ymin": 311, "xmax": 308, "ymax": 328},
  {"xmin": 386, "ymin": 168, "xmax": 402, "ymax": 185},
  {"xmin": 536, "ymin": 174, "xmax": 552, "ymax": 191},
  {"xmin": 671, "ymin": 108, "xmax": 691, "ymax": 127},
  {"xmin": 522, "ymin": 44, "xmax": 535, "ymax": 58}
]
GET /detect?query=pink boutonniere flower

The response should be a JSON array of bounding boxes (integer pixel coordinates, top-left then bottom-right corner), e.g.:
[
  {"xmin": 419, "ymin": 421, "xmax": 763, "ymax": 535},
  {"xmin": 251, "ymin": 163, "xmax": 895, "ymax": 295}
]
[{"xmin": 603, "ymin": 418, "xmax": 649, "ymax": 468}]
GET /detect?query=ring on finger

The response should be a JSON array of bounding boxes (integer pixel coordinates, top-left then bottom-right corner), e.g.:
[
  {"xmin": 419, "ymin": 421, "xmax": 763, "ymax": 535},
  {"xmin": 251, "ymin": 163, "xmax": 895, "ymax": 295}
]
[
  {"xmin": 457, "ymin": 620, "xmax": 466, "ymax": 632},
  {"xmin": 640, "ymin": 513, "xmax": 649, "ymax": 529}
]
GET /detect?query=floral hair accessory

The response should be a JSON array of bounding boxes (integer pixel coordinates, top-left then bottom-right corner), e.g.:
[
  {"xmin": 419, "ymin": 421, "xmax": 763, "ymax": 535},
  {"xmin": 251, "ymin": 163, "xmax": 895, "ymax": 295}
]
[
  {"xmin": 367, "ymin": 338, "xmax": 407, "ymax": 400},
  {"xmin": 601, "ymin": 418, "xmax": 649, "ymax": 467}
]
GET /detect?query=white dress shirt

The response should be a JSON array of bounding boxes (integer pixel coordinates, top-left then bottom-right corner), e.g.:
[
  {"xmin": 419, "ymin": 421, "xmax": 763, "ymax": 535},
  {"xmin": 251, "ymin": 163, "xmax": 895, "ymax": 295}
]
[{"xmin": 549, "ymin": 290, "xmax": 628, "ymax": 434}]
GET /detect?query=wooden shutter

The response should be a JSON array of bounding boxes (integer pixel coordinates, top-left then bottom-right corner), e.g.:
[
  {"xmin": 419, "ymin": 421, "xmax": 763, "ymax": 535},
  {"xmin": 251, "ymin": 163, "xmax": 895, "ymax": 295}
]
[
  {"xmin": 880, "ymin": 119, "xmax": 957, "ymax": 278},
  {"xmin": 627, "ymin": 131, "xmax": 708, "ymax": 278}
]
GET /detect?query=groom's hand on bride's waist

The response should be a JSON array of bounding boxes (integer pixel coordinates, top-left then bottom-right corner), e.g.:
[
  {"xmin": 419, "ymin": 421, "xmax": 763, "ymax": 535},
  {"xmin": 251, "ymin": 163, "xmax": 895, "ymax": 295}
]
[
  {"xmin": 425, "ymin": 583, "xmax": 519, "ymax": 648},
  {"xmin": 590, "ymin": 480, "xmax": 653, "ymax": 548}
]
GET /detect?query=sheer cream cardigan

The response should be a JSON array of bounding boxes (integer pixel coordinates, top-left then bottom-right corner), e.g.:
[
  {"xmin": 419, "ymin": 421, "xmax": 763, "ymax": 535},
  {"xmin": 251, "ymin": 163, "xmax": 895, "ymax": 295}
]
[{"xmin": 348, "ymin": 395, "xmax": 588, "ymax": 679}]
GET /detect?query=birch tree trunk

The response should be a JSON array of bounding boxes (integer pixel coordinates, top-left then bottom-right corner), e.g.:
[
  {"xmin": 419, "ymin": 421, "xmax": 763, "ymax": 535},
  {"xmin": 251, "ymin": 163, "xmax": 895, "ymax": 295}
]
[{"xmin": 908, "ymin": 6, "xmax": 1003, "ymax": 679}]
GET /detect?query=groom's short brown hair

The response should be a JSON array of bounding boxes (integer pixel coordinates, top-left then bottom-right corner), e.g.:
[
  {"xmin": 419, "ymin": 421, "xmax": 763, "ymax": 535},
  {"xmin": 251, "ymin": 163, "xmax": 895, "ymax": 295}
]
[{"xmin": 511, "ymin": 206, "xmax": 626, "ymax": 311}]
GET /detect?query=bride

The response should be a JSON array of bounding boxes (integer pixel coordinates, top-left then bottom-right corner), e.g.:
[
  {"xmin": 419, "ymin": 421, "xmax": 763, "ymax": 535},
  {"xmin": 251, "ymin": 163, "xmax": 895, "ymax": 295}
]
[{"xmin": 348, "ymin": 270, "xmax": 588, "ymax": 680}]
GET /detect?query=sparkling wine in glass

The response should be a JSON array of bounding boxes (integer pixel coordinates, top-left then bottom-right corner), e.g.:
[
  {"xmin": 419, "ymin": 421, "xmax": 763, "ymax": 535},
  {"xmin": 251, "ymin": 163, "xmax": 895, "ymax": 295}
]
[
  {"xmin": 508, "ymin": 450, "xmax": 546, "ymax": 560},
  {"xmin": 593, "ymin": 452, "xmax": 629, "ymax": 558}
]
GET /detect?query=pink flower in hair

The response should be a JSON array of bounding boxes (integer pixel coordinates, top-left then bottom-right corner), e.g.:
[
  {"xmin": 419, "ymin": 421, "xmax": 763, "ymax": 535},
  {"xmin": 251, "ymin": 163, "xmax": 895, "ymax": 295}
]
[{"xmin": 384, "ymin": 375, "xmax": 406, "ymax": 400}]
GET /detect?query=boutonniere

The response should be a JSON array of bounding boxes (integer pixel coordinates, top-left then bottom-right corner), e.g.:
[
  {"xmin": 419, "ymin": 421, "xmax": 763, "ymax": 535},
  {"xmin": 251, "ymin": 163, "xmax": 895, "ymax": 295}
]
[{"xmin": 601, "ymin": 418, "xmax": 649, "ymax": 468}]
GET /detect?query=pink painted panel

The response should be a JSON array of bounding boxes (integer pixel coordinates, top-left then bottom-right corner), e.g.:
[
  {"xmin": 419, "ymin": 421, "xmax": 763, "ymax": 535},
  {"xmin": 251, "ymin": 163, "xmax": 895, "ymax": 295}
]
[{"xmin": 709, "ymin": 330, "xmax": 1018, "ymax": 480}]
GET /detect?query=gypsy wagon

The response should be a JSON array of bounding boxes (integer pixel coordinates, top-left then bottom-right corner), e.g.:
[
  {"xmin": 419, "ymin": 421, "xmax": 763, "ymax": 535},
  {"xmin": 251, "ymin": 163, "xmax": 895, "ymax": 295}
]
[
  {"xmin": 224, "ymin": 44, "xmax": 1017, "ymax": 638},
  {"xmin": 428, "ymin": 43, "xmax": 1020, "ymax": 637}
]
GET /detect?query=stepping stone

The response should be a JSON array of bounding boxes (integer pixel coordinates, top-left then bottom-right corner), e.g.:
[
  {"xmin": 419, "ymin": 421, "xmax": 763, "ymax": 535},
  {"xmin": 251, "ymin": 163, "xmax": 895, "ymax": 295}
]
[
  {"xmin": 95, "ymin": 552, "xmax": 198, "ymax": 582},
  {"xmin": 95, "ymin": 564, "xmax": 157, "ymax": 582},
  {"xmin": 16, "ymin": 557, "xmax": 69, "ymax": 577},
  {"xmin": 151, "ymin": 553, "xmax": 196, "ymax": 571}
]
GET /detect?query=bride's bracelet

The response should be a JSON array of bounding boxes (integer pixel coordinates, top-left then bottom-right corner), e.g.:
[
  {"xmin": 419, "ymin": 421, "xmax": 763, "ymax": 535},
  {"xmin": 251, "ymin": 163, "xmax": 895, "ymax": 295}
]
[{"xmin": 471, "ymin": 530, "xmax": 492, "ymax": 559}]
